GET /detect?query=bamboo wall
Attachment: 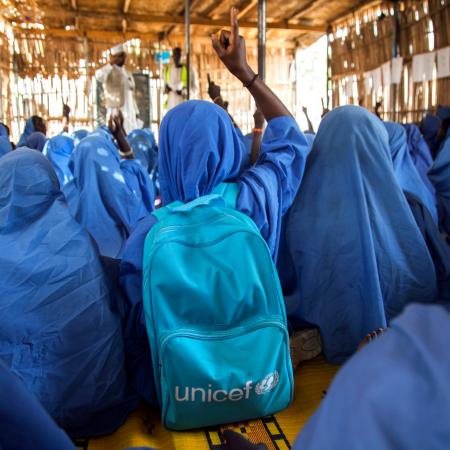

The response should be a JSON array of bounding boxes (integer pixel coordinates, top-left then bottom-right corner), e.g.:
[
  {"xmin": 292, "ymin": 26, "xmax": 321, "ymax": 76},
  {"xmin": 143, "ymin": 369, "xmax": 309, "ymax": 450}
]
[{"xmin": 330, "ymin": 0, "xmax": 450, "ymax": 123}]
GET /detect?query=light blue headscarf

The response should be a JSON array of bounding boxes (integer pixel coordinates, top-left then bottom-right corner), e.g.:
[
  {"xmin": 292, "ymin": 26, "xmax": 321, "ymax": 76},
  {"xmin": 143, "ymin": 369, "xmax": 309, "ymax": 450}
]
[
  {"xmin": 278, "ymin": 106, "xmax": 437, "ymax": 363},
  {"xmin": 44, "ymin": 135, "xmax": 75, "ymax": 186},
  {"xmin": 17, "ymin": 117, "xmax": 35, "ymax": 147},
  {"xmin": 0, "ymin": 149, "xmax": 138, "ymax": 436},
  {"xmin": 384, "ymin": 121, "xmax": 437, "ymax": 222},
  {"xmin": 25, "ymin": 132, "xmax": 47, "ymax": 152},
  {"xmin": 429, "ymin": 135, "xmax": 450, "ymax": 235},
  {"xmin": 63, "ymin": 134, "xmax": 153, "ymax": 258}
]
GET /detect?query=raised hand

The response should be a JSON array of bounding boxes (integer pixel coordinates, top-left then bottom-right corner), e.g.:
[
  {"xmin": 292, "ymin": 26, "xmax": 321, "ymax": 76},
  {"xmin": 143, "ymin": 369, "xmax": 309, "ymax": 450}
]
[
  {"xmin": 207, "ymin": 74, "xmax": 221, "ymax": 101},
  {"xmin": 211, "ymin": 8, "xmax": 255, "ymax": 84}
]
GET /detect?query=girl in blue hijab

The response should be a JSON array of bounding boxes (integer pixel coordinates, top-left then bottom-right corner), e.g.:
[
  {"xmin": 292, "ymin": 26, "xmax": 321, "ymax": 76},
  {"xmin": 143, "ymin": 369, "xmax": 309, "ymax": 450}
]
[
  {"xmin": 119, "ymin": 9, "xmax": 310, "ymax": 403},
  {"xmin": 293, "ymin": 301, "xmax": 450, "ymax": 450},
  {"xmin": 384, "ymin": 121, "xmax": 437, "ymax": 222},
  {"xmin": 429, "ymin": 134, "xmax": 450, "ymax": 236},
  {"xmin": 278, "ymin": 106, "xmax": 437, "ymax": 364},
  {"xmin": 0, "ymin": 137, "xmax": 12, "ymax": 157},
  {"xmin": 0, "ymin": 149, "xmax": 138, "ymax": 436},
  {"xmin": 63, "ymin": 133, "xmax": 154, "ymax": 259},
  {"xmin": 127, "ymin": 128, "xmax": 158, "ymax": 174},
  {"xmin": 17, "ymin": 116, "xmax": 46, "ymax": 147},
  {"xmin": 44, "ymin": 134, "xmax": 75, "ymax": 186}
]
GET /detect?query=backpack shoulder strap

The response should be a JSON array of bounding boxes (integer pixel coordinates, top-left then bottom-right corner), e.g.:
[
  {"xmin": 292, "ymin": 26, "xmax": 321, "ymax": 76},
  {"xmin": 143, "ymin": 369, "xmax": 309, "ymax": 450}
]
[{"xmin": 212, "ymin": 182, "xmax": 239, "ymax": 209}]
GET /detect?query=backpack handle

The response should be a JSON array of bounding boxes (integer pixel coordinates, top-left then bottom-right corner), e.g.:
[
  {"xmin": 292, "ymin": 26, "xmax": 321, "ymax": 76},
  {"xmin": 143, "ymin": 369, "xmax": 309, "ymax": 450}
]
[{"xmin": 167, "ymin": 194, "xmax": 225, "ymax": 213}]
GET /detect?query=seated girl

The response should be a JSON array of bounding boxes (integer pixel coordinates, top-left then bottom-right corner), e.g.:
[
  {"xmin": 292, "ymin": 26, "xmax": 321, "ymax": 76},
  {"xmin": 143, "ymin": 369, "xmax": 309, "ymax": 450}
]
[
  {"xmin": 0, "ymin": 149, "xmax": 138, "ymax": 436},
  {"xmin": 119, "ymin": 8, "xmax": 310, "ymax": 404}
]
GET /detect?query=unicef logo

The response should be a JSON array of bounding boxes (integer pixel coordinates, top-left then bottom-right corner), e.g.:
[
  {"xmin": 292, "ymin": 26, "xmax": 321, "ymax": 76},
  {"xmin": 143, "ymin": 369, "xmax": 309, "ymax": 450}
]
[{"xmin": 255, "ymin": 371, "xmax": 279, "ymax": 395}]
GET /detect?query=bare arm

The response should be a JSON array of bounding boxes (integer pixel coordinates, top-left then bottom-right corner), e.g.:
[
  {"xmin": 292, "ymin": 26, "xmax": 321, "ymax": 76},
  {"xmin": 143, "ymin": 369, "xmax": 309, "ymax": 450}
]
[
  {"xmin": 109, "ymin": 109, "xmax": 135, "ymax": 160},
  {"xmin": 251, "ymin": 109, "xmax": 264, "ymax": 164},
  {"xmin": 211, "ymin": 8, "xmax": 291, "ymax": 121},
  {"xmin": 62, "ymin": 103, "xmax": 70, "ymax": 133}
]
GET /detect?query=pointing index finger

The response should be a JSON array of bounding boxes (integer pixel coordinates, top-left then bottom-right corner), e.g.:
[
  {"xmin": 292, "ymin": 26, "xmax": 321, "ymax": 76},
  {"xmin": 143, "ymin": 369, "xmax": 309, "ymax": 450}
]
[{"xmin": 230, "ymin": 7, "xmax": 239, "ymax": 45}]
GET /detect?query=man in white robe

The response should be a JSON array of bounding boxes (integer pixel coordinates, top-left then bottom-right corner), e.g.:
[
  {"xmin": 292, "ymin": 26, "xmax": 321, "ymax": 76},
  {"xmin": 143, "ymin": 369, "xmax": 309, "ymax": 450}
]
[{"xmin": 95, "ymin": 44, "xmax": 143, "ymax": 134}]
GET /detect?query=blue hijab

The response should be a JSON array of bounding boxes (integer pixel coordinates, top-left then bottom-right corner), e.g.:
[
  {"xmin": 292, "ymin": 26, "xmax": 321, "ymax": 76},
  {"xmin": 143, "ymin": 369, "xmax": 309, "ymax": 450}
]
[
  {"xmin": 71, "ymin": 129, "xmax": 89, "ymax": 146},
  {"xmin": 294, "ymin": 302, "xmax": 450, "ymax": 450},
  {"xmin": 127, "ymin": 128, "xmax": 158, "ymax": 173},
  {"xmin": 429, "ymin": 136, "xmax": 450, "ymax": 235},
  {"xmin": 403, "ymin": 123, "xmax": 435, "ymax": 195},
  {"xmin": 0, "ymin": 137, "xmax": 12, "ymax": 157},
  {"xmin": 159, "ymin": 100, "xmax": 245, "ymax": 204},
  {"xmin": 384, "ymin": 122, "xmax": 438, "ymax": 223},
  {"xmin": 26, "ymin": 131, "xmax": 47, "ymax": 152},
  {"xmin": 0, "ymin": 149, "xmax": 137, "ymax": 436},
  {"xmin": 0, "ymin": 362, "xmax": 75, "ymax": 450},
  {"xmin": 44, "ymin": 135, "xmax": 75, "ymax": 186},
  {"xmin": 63, "ymin": 134, "xmax": 153, "ymax": 258},
  {"xmin": 278, "ymin": 106, "xmax": 437, "ymax": 363},
  {"xmin": 304, "ymin": 132, "xmax": 315, "ymax": 148},
  {"xmin": 17, "ymin": 117, "xmax": 35, "ymax": 147}
]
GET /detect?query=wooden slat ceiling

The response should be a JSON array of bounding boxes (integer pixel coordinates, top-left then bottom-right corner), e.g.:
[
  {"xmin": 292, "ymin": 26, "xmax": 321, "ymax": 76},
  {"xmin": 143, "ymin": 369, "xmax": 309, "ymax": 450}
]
[{"xmin": 4, "ymin": 0, "xmax": 375, "ymax": 47}]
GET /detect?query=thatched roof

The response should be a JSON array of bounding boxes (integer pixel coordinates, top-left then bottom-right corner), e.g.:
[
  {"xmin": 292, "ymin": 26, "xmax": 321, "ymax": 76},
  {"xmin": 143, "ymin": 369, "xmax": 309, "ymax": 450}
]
[{"xmin": 5, "ymin": 0, "xmax": 378, "ymax": 48}]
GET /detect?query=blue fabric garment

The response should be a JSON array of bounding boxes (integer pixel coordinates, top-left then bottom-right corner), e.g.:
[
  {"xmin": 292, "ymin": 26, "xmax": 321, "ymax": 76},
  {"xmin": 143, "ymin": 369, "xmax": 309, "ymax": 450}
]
[
  {"xmin": 421, "ymin": 114, "xmax": 441, "ymax": 158},
  {"xmin": 63, "ymin": 134, "xmax": 153, "ymax": 258},
  {"xmin": 127, "ymin": 128, "xmax": 158, "ymax": 173},
  {"xmin": 437, "ymin": 105, "xmax": 450, "ymax": 120},
  {"xmin": 403, "ymin": 123, "xmax": 435, "ymax": 196},
  {"xmin": 26, "ymin": 132, "xmax": 47, "ymax": 152},
  {"xmin": 278, "ymin": 106, "xmax": 437, "ymax": 363},
  {"xmin": 17, "ymin": 117, "xmax": 35, "ymax": 147},
  {"xmin": 0, "ymin": 361, "xmax": 75, "ymax": 450},
  {"xmin": 405, "ymin": 191, "xmax": 450, "ymax": 300},
  {"xmin": 0, "ymin": 124, "xmax": 8, "ymax": 137},
  {"xmin": 72, "ymin": 129, "xmax": 89, "ymax": 146},
  {"xmin": 294, "ymin": 301, "xmax": 450, "ymax": 450},
  {"xmin": 384, "ymin": 121, "xmax": 438, "ymax": 223},
  {"xmin": 0, "ymin": 149, "xmax": 138, "ymax": 436},
  {"xmin": 0, "ymin": 136, "xmax": 12, "ymax": 157},
  {"xmin": 44, "ymin": 135, "xmax": 75, "ymax": 186},
  {"xmin": 304, "ymin": 132, "xmax": 315, "ymax": 148},
  {"xmin": 120, "ymin": 100, "xmax": 309, "ymax": 402},
  {"xmin": 429, "ymin": 136, "xmax": 450, "ymax": 235}
]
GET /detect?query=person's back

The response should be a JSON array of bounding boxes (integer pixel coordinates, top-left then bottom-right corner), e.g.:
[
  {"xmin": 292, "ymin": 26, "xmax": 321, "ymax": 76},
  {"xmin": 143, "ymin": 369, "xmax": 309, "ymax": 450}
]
[
  {"xmin": 63, "ymin": 132, "xmax": 153, "ymax": 258},
  {"xmin": 119, "ymin": 8, "xmax": 310, "ymax": 404},
  {"xmin": 277, "ymin": 106, "xmax": 437, "ymax": 364},
  {"xmin": 0, "ymin": 149, "xmax": 138, "ymax": 436}
]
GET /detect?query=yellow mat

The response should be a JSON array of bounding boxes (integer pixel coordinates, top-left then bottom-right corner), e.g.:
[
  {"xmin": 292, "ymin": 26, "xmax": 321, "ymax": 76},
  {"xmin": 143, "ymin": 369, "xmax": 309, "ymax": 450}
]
[{"xmin": 75, "ymin": 356, "xmax": 338, "ymax": 450}]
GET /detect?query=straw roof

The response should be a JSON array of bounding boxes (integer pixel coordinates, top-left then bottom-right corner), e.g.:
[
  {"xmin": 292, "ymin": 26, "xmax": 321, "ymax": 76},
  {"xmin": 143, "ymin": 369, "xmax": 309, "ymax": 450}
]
[{"xmin": 4, "ymin": 0, "xmax": 377, "ymax": 48}]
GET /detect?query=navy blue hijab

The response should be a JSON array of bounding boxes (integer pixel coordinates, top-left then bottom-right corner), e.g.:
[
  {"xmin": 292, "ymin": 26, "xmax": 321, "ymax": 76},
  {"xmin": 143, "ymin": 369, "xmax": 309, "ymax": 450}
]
[
  {"xmin": 278, "ymin": 106, "xmax": 437, "ymax": 363},
  {"xmin": 0, "ymin": 149, "xmax": 137, "ymax": 436}
]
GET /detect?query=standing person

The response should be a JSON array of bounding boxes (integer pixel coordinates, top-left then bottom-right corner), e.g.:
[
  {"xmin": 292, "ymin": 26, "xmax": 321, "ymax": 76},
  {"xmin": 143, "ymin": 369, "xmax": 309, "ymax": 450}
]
[
  {"xmin": 164, "ymin": 47, "xmax": 199, "ymax": 111},
  {"xmin": 95, "ymin": 44, "xmax": 143, "ymax": 134}
]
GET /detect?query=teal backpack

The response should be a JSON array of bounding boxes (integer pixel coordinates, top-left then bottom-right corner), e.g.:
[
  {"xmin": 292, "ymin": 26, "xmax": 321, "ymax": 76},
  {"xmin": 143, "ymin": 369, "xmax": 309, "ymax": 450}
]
[{"xmin": 142, "ymin": 183, "xmax": 293, "ymax": 430}]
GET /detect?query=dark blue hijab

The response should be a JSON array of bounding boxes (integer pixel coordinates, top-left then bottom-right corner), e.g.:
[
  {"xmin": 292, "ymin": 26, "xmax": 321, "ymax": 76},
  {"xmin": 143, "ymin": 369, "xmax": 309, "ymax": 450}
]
[
  {"xmin": 0, "ymin": 149, "xmax": 137, "ymax": 436},
  {"xmin": 279, "ymin": 106, "xmax": 437, "ymax": 363},
  {"xmin": 26, "ymin": 131, "xmax": 47, "ymax": 152},
  {"xmin": 17, "ymin": 117, "xmax": 35, "ymax": 147},
  {"xmin": 384, "ymin": 121, "xmax": 437, "ymax": 222}
]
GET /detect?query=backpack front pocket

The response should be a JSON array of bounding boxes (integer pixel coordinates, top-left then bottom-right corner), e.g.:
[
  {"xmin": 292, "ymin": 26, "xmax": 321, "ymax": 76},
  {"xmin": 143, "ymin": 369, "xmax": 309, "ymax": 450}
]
[{"xmin": 158, "ymin": 319, "xmax": 293, "ymax": 430}]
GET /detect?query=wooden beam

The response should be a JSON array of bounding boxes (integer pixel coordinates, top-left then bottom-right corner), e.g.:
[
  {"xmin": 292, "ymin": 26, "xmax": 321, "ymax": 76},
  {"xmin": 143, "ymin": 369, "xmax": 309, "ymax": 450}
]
[
  {"xmin": 123, "ymin": 0, "xmax": 132, "ymax": 14},
  {"xmin": 238, "ymin": 0, "xmax": 258, "ymax": 19},
  {"xmin": 329, "ymin": 0, "xmax": 382, "ymax": 26},
  {"xmin": 13, "ymin": 27, "xmax": 297, "ymax": 48},
  {"xmin": 288, "ymin": 0, "xmax": 327, "ymax": 21},
  {"xmin": 41, "ymin": 10, "xmax": 327, "ymax": 32}
]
